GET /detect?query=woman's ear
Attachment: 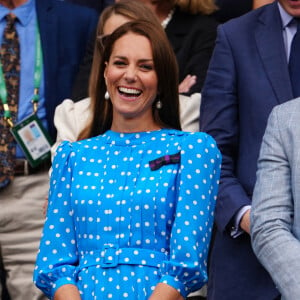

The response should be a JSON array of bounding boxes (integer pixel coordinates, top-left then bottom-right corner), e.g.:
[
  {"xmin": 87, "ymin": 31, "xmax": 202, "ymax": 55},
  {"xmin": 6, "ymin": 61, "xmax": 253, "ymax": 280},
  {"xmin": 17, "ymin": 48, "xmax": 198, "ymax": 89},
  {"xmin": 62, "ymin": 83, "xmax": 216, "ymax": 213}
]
[
  {"xmin": 104, "ymin": 61, "xmax": 110, "ymax": 78},
  {"xmin": 104, "ymin": 61, "xmax": 108, "ymax": 81}
]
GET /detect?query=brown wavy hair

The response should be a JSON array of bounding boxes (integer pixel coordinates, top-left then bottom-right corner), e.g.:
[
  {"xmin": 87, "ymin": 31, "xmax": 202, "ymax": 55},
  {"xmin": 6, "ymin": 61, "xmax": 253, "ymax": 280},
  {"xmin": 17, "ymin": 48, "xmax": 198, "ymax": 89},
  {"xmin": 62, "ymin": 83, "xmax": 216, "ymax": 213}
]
[
  {"xmin": 176, "ymin": 0, "xmax": 218, "ymax": 15},
  {"xmin": 79, "ymin": 0, "xmax": 173, "ymax": 139},
  {"xmin": 79, "ymin": 20, "xmax": 181, "ymax": 139},
  {"xmin": 136, "ymin": 0, "xmax": 218, "ymax": 15}
]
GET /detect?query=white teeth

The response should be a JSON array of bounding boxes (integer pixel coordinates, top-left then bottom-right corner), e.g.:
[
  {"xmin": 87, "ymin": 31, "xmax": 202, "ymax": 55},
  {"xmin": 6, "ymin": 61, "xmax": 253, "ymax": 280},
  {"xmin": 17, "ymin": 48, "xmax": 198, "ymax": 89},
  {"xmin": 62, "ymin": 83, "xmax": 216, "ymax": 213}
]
[{"xmin": 118, "ymin": 87, "xmax": 141, "ymax": 95}]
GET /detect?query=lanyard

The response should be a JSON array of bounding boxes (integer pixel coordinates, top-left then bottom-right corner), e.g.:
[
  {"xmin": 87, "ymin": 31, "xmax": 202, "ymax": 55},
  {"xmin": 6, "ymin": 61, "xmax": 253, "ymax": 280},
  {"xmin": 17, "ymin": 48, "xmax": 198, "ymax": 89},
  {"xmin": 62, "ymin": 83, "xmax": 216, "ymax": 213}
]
[{"xmin": 0, "ymin": 24, "xmax": 43, "ymax": 127}]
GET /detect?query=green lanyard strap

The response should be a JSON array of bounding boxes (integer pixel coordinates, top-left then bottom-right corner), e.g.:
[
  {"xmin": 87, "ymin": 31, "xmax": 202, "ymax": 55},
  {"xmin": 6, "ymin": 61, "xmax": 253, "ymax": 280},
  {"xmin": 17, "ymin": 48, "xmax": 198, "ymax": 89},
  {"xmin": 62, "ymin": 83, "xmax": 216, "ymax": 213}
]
[
  {"xmin": 32, "ymin": 24, "xmax": 42, "ymax": 113},
  {"xmin": 0, "ymin": 24, "xmax": 43, "ymax": 127}
]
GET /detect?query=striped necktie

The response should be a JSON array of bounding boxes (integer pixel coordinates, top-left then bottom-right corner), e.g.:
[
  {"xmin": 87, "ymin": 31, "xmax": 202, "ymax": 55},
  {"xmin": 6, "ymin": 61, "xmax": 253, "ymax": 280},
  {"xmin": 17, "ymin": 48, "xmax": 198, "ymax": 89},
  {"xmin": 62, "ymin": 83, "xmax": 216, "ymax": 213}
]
[{"xmin": 0, "ymin": 13, "xmax": 20, "ymax": 189}]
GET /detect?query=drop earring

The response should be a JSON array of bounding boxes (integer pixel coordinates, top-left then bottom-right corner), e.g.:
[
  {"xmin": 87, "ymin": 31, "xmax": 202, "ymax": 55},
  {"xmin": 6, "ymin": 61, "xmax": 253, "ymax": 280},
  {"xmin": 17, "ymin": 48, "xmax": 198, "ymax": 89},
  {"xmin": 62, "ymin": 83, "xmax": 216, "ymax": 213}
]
[
  {"xmin": 105, "ymin": 91, "xmax": 110, "ymax": 100},
  {"xmin": 156, "ymin": 100, "xmax": 162, "ymax": 109}
]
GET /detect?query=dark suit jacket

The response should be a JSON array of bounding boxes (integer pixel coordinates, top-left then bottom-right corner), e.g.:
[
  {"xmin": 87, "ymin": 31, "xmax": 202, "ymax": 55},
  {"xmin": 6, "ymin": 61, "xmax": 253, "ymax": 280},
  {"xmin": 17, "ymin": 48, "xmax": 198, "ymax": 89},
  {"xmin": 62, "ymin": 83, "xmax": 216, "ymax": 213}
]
[
  {"xmin": 213, "ymin": 0, "xmax": 252, "ymax": 23},
  {"xmin": 66, "ymin": 0, "xmax": 113, "ymax": 13},
  {"xmin": 165, "ymin": 7, "xmax": 218, "ymax": 95},
  {"xmin": 36, "ymin": 0, "xmax": 98, "ymax": 140},
  {"xmin": 200, "ymin": 3, "xmax": 293, "ymax": 299}
]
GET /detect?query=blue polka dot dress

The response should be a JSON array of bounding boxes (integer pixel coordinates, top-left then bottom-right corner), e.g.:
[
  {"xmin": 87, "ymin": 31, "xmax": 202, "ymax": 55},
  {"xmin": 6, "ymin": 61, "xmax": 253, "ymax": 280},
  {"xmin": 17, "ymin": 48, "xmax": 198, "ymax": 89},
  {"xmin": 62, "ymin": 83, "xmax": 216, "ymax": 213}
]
[{"xmin": 34, "ymin": 129, "xmax": 221, "ymax": 299}]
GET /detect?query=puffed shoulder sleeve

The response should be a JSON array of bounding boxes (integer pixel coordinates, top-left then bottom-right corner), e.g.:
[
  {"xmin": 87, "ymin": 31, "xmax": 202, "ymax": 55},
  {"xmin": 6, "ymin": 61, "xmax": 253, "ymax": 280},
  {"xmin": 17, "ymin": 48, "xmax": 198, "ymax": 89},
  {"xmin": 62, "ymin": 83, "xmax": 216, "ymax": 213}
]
[
  {"xmin": 34, "ymin": 141, "xmax": 79, "ymax": 299},
  {"xmin": 159, "ymin": 133, "xmax": 221, "ymax": 297}
]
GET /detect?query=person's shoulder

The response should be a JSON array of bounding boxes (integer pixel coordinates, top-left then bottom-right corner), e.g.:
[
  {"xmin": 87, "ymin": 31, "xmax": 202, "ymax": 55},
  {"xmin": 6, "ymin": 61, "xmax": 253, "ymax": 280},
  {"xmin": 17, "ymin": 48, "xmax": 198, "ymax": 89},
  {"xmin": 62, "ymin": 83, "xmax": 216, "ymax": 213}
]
[
  {"xmin": 170, "ymin": 130, "xmax": 221, "ymax": 163},
  {"xmin": 54, "ymin": 98, "xmax": 91, "ymax": 136},
  {"xmin": 221, "ymin": 2, "xmax": 275, "ymax": 32},
  {"xmin": 172, "ymin": 6, "xmax": 219, "ymax": 29},
  {"xmin": 185, "ymin": 131, "xmax": 219, "ymax": 147},
  {"xmin": 53, "ymin": 140, "xmax": 74, "ymax": 162},
  {"xmin": 48, "ymin": 0, "xmax": 94, "ymax": 11},
  {"xmin": 271, "ymin": 98, "xmax": 300, "ymax": 118},
  {"xmin": 74, "ymin": 134, "xmax": 102, "ymax": 147},
  {"xmin": 190, "ymin": 13, "xmax": 219, "ymax": 32},
  {"xmin": 39, "ymin": 0, "xmax": 98, "ymax": 18},
  {"xmin": 56, "ymin": 98, "xmax": 91, "ymax": 114},
  {"xmin": 167, "ymin": 129, "xmax": 219, "ymax": 148}
]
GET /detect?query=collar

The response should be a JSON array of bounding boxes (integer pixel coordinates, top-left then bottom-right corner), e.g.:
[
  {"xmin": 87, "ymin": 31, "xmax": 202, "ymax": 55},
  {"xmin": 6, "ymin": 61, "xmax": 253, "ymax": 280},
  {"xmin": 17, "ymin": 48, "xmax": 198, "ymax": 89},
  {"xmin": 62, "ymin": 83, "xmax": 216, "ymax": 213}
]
[
  {"xmin": 0, "ymin": 0, "xmax": 34, "ymax": 27},
  {"xmin": 277, "ymin": 2, "xmax": 294, "ymax": 29},
  {"xmin": 161, "ymin": 8, "xmax": 175, "ymax": 29}
]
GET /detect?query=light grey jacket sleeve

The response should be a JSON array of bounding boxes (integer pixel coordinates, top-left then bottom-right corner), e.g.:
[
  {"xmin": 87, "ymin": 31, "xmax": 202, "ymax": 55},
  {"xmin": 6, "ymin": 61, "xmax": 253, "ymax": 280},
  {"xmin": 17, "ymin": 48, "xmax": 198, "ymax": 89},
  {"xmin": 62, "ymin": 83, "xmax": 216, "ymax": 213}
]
[{"xmin": 251, "ymin": 99, "xmax": 300, "ymax": 300}]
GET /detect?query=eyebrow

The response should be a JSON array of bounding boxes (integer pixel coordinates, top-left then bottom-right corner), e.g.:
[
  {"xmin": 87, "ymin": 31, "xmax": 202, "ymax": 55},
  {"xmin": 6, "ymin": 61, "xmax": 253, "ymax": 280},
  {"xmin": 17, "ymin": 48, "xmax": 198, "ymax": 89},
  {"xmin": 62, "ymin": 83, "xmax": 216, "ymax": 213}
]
[{"xmin": 112, "ymin": 55, "xmax": 154, "ymax": 63}]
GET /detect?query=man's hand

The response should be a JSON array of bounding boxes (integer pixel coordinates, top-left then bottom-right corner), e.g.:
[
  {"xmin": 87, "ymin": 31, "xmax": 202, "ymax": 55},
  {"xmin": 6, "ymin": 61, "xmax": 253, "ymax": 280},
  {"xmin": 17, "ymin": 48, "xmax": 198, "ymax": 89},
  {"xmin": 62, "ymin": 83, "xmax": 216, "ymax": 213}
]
[{"xmin": 240, "ymin": 209, "xmax": 251, "ymax": 234}]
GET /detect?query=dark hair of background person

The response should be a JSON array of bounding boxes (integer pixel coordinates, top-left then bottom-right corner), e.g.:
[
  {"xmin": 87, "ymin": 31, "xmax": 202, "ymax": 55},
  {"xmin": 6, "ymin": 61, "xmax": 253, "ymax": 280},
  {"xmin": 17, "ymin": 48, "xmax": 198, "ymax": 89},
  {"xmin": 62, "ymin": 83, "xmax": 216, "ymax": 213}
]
[{"xmin": 79, "ymin": 20, "xmax": 181, "ymax": 140}]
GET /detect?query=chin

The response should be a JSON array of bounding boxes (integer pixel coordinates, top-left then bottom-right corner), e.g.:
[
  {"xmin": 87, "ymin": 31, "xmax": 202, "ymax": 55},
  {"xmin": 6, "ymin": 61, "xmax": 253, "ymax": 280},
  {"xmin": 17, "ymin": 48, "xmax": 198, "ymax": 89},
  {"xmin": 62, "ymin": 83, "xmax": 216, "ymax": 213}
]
[{"xmin": 285, "ymin": 2, "xmax": 300, "ymax": 16}]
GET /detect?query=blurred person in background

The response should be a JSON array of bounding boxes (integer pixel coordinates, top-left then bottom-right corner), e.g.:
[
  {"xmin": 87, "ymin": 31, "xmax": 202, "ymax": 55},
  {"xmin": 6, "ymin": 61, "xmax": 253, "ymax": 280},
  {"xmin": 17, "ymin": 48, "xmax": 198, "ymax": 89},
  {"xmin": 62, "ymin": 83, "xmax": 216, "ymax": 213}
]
[
  {"xmin": 200, "ymin": 0, "xmax": 300, "ymax": 298},
  {"xmin": 251, "ymin": 98, "xmax": 300, "ymax": 300},
  {"xmin": 0, "ymin": 0, "xmax": 98, "ymax": 299}
]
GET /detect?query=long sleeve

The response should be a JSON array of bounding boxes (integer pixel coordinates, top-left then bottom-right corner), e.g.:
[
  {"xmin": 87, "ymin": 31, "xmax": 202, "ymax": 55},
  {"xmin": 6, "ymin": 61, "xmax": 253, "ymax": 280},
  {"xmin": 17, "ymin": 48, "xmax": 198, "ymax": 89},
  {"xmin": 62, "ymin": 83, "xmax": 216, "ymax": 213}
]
[
  {"xmin": 200, "ymin": 25, "xmax": 251, "ymax": 233},
  {"xmin": 159, "ymin": 133, "xmax": 221, "ymax": 297},
  {"xmin": 34, "ymin": 142, "xmax": 78, "ymax": 298}
]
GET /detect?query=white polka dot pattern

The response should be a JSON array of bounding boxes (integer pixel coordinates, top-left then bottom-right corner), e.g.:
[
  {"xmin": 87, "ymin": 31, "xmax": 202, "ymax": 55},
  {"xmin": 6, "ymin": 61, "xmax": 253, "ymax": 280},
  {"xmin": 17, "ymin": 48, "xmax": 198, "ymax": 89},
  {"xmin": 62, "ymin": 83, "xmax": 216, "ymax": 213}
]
[{"xmin": 34, "ymin": 129, "xmax": 221, "ymax": 299}]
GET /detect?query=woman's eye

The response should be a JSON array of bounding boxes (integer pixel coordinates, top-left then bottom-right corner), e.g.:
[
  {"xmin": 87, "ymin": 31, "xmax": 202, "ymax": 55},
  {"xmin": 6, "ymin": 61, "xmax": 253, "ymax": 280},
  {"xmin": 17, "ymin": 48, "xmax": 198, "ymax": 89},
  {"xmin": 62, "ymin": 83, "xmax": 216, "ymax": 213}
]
[
  {"xmin": 140, "ymin": 64, "xmax": 153, "ymax": 71},
  {"xmin": 113, "ymin": 60, "xmax": 126, "ymax": 66}
]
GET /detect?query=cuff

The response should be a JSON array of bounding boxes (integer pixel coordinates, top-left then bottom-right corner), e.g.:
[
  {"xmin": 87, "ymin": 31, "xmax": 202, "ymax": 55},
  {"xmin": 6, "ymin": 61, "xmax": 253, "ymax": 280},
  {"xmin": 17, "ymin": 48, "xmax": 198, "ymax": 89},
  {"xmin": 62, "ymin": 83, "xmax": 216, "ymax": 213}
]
[
  {"xmin": 51, "ymin": 277, "xmax": 77, "ymax": 299},
  {"xmin": 230, "ymin": 205, "xmax": 251, "ymax": 238}
]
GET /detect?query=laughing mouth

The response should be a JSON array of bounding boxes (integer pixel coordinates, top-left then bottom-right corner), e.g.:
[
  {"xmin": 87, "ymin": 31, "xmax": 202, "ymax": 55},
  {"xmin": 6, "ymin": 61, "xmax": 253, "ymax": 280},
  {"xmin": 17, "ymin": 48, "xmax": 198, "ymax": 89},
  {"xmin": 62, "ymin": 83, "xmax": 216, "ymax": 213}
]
[{"xmin": 118, "ymin": 86, "xmax": 142, "ymax": 98}]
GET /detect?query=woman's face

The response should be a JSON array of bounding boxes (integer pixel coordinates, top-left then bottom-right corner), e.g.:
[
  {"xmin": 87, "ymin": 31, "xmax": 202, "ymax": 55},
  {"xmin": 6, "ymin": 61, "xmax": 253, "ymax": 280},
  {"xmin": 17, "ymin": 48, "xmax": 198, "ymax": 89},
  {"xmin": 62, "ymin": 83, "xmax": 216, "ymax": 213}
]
[
  {"xmin": 104, "ymin": 32, "xmax": 158, "ymax": 130},
  {"xmin": 103, "ymin": 13, "xmax": 131, "ymax": 35}
]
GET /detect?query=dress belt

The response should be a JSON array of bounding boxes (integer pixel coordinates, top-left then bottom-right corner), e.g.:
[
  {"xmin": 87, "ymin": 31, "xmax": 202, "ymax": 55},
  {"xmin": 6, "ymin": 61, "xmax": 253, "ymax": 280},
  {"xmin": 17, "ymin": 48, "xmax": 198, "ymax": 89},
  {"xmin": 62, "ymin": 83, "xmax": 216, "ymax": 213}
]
[{"xmin": 79, "ymin": 245, "xmax": 168, "ymax": 269}]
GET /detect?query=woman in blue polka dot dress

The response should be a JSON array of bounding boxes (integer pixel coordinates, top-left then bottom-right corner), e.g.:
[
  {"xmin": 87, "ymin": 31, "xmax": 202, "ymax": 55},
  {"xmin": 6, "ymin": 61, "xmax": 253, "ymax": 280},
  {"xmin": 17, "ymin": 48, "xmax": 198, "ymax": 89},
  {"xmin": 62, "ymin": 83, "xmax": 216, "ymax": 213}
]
[{"xmin": 34, "ymin": 20, "xmax": 221, "ymax": 300}]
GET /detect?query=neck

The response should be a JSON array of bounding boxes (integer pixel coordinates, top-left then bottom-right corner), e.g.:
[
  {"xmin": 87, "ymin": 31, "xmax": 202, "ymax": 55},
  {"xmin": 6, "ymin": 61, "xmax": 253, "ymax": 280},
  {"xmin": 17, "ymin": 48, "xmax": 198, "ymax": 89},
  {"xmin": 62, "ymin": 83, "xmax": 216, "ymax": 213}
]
[
  {"xmin": 0, "ymin": 0, "xmax": 27, "ymax": 9},
  {"xmin": 111, "ymin": 118, "xmax": 161, "ymax": 133}
]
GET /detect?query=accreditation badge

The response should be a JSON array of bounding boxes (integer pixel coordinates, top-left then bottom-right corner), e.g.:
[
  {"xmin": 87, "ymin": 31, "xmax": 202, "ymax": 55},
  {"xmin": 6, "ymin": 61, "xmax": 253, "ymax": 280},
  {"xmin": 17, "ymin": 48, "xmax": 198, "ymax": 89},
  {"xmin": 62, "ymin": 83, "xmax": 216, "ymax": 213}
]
[{"xmin": 10, "ymin": 114, "xmax": 53, "ymax": 168}]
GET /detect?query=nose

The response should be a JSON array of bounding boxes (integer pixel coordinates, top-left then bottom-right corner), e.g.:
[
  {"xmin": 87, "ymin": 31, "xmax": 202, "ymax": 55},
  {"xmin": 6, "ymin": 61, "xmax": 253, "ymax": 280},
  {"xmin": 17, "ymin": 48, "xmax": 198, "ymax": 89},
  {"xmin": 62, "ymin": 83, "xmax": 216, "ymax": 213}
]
[{"xmin": 124, "ymin": 66, "xmax": 137, "ymax": 82}]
